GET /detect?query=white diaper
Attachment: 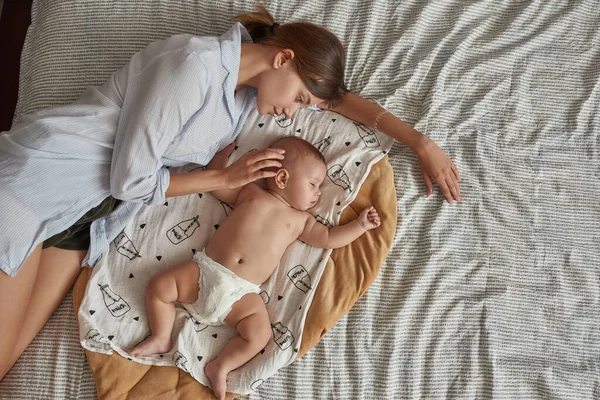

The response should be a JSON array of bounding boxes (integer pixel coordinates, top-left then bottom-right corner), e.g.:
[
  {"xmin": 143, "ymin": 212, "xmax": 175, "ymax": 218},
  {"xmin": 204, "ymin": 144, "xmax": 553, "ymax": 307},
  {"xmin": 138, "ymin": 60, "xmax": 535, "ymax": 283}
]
[{"xmin": 182, "ymin": 249, "xmax": 261, "ymax": 325}]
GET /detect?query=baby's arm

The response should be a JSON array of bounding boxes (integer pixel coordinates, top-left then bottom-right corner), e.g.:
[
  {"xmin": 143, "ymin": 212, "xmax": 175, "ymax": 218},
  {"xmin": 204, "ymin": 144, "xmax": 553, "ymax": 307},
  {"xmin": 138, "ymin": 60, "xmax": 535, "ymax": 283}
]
[{"xmin": 299, "ymin": 206, "xmax": 381, "ymax": 249}]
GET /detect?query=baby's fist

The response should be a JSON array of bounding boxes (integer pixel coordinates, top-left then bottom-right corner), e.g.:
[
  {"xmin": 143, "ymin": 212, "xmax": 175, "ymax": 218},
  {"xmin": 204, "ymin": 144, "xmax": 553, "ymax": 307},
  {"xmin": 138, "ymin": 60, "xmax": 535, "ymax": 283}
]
[{"xmin": 358, "ymin": 206, "xmax": 381, "ymax": 231}]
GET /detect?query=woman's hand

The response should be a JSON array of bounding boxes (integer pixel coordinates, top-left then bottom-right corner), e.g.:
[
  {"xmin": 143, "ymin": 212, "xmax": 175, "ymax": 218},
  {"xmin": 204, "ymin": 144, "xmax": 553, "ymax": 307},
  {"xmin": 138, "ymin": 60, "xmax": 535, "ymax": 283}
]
[
  {"xmin": 316, "ymin": 92, "xmax": 461, "ymax": 203},
  {"xmin": 207, "ymin": 142, "xmax": 285, "ymax": 189},
  {"xmin": 417, "ymin": 138, "xmax": 461, "ymax": 203}
]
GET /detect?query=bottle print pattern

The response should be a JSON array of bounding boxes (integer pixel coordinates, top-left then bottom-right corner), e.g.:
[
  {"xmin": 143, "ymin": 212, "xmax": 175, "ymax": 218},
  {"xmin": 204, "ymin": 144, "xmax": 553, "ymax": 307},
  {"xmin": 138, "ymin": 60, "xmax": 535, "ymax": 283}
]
[
  {"xmin": 166, "ymin": 215, "xmax": 200, "ymax": 244},
  {"xmin": 99, "ymin": 283, "xmax": 131, "ymax": 317}
]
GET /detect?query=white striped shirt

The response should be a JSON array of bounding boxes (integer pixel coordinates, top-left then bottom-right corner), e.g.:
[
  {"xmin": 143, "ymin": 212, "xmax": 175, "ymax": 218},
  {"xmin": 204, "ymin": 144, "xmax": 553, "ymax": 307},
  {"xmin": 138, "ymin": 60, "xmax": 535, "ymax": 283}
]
[{"xmin": 0, "ymin": 23, "xmax": 256, "ymax": 276}]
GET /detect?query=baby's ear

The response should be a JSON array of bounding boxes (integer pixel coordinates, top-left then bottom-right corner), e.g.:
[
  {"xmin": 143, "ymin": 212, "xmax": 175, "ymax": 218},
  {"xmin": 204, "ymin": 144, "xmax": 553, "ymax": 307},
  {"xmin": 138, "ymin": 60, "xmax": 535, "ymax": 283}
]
[{"xmin": 275, "ymin": 168, "xmax": 289, "ymax": 189}]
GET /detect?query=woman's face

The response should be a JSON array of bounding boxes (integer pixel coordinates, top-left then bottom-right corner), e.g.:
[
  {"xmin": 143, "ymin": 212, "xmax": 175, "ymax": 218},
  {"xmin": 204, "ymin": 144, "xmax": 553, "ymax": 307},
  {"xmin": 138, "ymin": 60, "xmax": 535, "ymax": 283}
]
[{"xmin": 255, "ymin": 51, "xmax": 324, "ymax": 119}]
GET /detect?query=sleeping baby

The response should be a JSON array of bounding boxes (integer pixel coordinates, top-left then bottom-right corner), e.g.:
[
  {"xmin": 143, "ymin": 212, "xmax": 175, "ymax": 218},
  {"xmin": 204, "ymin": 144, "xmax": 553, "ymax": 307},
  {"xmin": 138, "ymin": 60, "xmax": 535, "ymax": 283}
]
[{"xmin": 128, "ymin": 136, "xmax": 380, "ymax": 400}]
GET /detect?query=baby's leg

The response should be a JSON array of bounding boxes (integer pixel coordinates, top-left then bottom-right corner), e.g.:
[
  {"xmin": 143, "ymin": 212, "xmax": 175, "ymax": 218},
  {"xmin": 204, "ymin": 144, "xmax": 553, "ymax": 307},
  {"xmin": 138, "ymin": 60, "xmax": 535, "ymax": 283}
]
[
  {"xmin": 204, "ymin": 293, "xmax": 271, "ymax": 400},
  {"xmin": 128, "ymin": 260, "xmax": 200, "ymax": 357}
]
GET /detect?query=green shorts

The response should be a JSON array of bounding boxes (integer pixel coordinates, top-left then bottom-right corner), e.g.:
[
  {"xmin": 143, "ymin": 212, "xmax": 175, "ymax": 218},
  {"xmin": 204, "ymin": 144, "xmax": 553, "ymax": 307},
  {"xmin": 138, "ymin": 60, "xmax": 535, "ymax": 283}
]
[{"xmin": 43, "ymin": 196, "xmax": 121, "ymax": 251}]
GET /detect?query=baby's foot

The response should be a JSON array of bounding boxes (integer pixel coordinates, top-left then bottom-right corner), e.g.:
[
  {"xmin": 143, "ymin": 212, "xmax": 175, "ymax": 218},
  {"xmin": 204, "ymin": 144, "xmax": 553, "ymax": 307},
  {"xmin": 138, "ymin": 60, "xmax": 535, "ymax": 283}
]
[
  {"xmin": 204, "ymin": 360, "xmax": 228, "ymax": 400},
  {"xmin": 128, "ymin": 335, "xmax": 172, "ymax": 358}
]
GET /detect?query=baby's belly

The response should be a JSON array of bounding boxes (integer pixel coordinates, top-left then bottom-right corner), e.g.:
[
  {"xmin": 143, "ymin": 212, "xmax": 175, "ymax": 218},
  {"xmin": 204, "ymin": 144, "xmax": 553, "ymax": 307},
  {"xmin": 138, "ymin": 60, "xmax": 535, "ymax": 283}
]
[
  {"xmin": 206, "ymin": 245, "xmax": 279, "ymax": 285},
  {"xmin": 204, "ymin": 240, "xmax": 282, "ymax": 285}
]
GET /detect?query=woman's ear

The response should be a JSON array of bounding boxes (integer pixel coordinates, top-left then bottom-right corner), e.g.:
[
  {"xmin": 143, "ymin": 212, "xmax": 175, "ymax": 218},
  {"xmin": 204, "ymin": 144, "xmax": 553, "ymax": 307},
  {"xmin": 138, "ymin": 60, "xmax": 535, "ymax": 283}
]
[
  {"xmin": 275, "ymin": 168, "xmax": 289, "ymax": 189},
  {"xmin": 274, "ymin": 49, "xmax": 295, "ymax": 69}
]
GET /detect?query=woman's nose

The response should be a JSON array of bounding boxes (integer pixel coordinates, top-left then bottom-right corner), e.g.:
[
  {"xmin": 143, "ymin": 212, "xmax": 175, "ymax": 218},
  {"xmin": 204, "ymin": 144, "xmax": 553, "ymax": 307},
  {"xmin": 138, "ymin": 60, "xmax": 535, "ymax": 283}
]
[{"xmin": 283, "ymin": 105, "xmax": 300, "ymax": 119}]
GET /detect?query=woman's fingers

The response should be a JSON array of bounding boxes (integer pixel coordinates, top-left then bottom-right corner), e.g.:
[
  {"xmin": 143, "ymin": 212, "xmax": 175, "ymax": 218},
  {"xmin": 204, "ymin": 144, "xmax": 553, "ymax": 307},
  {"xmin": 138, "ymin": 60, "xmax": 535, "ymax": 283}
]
[
  {"xmin": 436, "ymin": 172, "xmax": 460, "ymax": 203},
  {"xmin": 255, "ymin": 170, "xmax": 278, "ymax": 180},
  {"xmin": 249, "ymin": 148, "xmax": 285, "ymax": 164},
  {"xmin": 446, "ymin": 164, "xmax": 461, "ymax": 202},
  {"xmin": 452, "ymin": 164, "xmax": 461, "ymax": 182},
  {"xmin": 225, "ymin": 147, "xmax": 286, "ymax": 187},
  {"xmin": 448, "ymin": 177, "xmax": 461, "ymax": 202},
  {"xmin": 416, "ymin": 139, "xmax": 462, "ymax": 203},
  {"xmin": 422, "ymin": 171, "xmax": 433, "ymax": 196},
  {"xmin": 437, "ymin": 179, "xmax": 452, "ymax": 203},
  {"xmin": 252, "ymin": 159, "xmax": 283, "ymax": 171},
  {"xmin": 246, "ymin": 148, "xmax": 285, "ymax": 172}
]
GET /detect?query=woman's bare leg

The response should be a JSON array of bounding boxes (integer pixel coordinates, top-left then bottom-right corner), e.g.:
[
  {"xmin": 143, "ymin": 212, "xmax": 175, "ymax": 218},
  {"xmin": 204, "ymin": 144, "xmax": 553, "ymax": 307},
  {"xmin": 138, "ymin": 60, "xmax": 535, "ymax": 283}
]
[
  {"xmin": 0, "ymin": 246, "xmax": 85, "ymax": 380},
  {"xmin": 0, "ymin": 243, "xmax": 43, "ymax": 380}
]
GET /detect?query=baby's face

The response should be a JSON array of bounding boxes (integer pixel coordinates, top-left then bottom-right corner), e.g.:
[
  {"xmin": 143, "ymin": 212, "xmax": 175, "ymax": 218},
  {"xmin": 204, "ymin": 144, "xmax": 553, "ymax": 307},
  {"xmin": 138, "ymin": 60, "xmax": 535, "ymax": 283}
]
[{"xmin": 285, "ymin": 158, "xmax": 327, "ymax": 210}]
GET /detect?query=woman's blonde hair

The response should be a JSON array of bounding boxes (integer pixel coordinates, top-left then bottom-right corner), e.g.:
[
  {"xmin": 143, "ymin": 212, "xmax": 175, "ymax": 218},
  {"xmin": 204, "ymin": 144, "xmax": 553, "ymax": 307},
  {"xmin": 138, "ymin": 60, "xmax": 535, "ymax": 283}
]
[{"xmin": 234, "ymin": 5, "xmax": 347, "ymax": 108}]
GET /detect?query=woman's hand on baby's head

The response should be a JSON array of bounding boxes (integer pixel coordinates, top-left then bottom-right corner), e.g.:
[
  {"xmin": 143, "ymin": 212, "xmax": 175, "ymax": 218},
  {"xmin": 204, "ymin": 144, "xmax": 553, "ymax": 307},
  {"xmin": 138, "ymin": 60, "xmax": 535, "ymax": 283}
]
[
  {"xmin": 224, "ymin": 147, "xmax": 285, "ymax": 189},
  {"xmin": 357, "ymin": 206, "xmax": 381, "ymax": 231}
]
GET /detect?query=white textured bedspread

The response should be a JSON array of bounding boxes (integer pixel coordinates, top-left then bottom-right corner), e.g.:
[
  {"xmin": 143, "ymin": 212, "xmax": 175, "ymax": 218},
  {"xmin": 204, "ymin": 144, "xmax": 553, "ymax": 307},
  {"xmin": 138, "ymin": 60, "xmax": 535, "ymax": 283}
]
[{"xmin": 1, "ymin": 0, "xmax": 599, "ymax": 399}]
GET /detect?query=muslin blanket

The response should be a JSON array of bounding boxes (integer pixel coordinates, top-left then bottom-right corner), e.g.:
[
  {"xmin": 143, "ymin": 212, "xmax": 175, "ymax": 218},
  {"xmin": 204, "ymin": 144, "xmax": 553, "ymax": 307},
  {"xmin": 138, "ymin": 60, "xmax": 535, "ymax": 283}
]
[{"xmin": 77, "ymin": 106, "xmax": 393, "ymax": 394}]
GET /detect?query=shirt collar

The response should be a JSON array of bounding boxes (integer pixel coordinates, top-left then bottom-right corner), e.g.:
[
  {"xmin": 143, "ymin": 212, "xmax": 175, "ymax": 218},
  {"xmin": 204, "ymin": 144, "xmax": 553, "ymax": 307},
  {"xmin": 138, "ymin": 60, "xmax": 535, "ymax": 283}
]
[{"xmin": 219, "ymin": 22, "xmax": 253, "ymax": 121}]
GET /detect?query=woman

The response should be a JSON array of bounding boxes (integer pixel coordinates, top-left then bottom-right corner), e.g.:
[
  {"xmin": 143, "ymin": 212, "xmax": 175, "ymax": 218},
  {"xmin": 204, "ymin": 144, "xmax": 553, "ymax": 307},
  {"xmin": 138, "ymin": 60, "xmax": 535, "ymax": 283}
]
[{"xmin": 0, "ymin": 5, "xmax": 459, "ymax": 379}]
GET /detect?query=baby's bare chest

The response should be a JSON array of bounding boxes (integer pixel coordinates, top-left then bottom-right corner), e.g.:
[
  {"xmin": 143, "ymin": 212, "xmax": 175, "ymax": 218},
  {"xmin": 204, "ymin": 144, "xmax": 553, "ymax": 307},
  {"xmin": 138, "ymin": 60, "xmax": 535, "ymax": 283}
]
[{"xmin": 237, "ymin": 197, "xmax": 303, "ymax": 236}]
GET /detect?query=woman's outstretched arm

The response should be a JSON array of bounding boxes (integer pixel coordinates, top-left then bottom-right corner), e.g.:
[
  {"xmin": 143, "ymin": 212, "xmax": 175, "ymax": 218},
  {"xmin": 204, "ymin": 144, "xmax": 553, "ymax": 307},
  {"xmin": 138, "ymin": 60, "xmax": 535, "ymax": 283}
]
[{"xmin": 320, "ymin": 92, "xmax": 461, "ymax": 203}]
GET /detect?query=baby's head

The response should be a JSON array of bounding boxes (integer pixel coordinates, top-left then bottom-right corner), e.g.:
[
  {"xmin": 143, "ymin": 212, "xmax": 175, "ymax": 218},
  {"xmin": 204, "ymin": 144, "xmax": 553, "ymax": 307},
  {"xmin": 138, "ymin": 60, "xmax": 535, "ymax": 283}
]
[{"xmin": 265, "ymin": 137, "xmax": 326, "ymax": 210}]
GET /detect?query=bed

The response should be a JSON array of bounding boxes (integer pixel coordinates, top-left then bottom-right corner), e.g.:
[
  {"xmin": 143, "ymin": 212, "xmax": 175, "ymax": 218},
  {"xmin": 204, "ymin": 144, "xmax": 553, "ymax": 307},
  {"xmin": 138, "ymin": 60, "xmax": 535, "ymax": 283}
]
[{"xmin": 1, "ymin": 0, "xmax": 599, "ymax": 399}]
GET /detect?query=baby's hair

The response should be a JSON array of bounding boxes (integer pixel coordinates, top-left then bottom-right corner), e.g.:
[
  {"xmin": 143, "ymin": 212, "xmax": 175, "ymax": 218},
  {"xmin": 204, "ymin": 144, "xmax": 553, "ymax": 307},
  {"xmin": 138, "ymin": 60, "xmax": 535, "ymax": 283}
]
[
  {"xmin": 269, "ymin": 136, "xmax": 325, "ymax": 169},
  {"xmin": 234, "ymin": 5, "xmax": 347, "ymax": 108}
]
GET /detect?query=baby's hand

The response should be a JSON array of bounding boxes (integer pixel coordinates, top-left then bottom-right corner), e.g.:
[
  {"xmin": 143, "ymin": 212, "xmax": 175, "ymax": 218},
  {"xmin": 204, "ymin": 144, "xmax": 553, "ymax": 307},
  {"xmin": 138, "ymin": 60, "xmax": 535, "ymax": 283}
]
[{"xmin": 358, "ymin": 206, "xmax": 381, "ymax": 231}]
